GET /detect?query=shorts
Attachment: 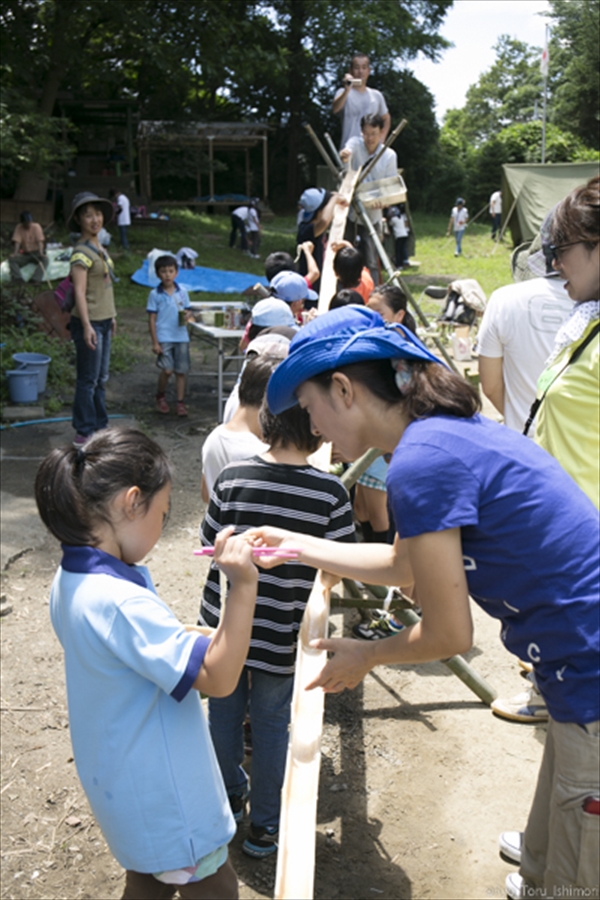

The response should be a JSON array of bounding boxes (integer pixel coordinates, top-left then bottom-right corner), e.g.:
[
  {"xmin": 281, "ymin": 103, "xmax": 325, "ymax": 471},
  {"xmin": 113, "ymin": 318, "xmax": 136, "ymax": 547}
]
[
  {"xmin": 357, "ymin": 454, "xmax": 389, "ymax": 491},
  {"xmin": 156, "ymin": 342, "xmax": 191, "ymax": 374},
  {"xmin": 154, "ymin": 843, "xmax": 228, "ymax": 885}
]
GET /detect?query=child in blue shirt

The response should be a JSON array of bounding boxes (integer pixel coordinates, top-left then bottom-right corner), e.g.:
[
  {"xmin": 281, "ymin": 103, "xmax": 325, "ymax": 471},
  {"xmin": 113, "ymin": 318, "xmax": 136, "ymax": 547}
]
[
  {"xmin": 35, "ymin": 426, "xmax": 259, "ymax": 900},
  {"xmin": 147, "ymin": 254, "xmax": 193, "ymax": 417}
]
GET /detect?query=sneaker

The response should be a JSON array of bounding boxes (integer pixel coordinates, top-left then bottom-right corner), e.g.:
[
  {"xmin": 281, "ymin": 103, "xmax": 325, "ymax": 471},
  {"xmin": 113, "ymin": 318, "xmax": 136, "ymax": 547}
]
[
  {"xmin": 491, "ymin": 686, "xmax": 549, "ymax": 723},
  {"xmin": 156, "ymin": 394, "xmax": 170, "ymax": 414},
  {"xmin": 176, "ymin": 401, "xmax": 188, "ymax": 417},
  {"xmin": 352, "ymin": 613, "xmax": 404, "ymax": 641},
  {"xmin": 229, "ymin": 787, "xmax": 249, "ymax": 824},
  {"xmin": 72, "ymin": 433, "xmax": 90, "ymax": 449},
  {"xmin": 505, "ymin": 872, "xmax": 524, "ymax": 899},
  {"xmin": 499, "ymin": 831, "xmax": 523, "ymax": 864},
  {"xmin": 242, "ymin": 824, "xmax": 278, "ymax": 858}
]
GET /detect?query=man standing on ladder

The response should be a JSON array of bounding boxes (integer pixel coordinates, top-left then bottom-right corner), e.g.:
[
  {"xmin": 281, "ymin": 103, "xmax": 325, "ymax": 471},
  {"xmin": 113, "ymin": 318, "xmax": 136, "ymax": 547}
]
[
  {"xmin": 340, "ymin": 113, "xmax": 398, "ymax": 285},
  {"xmin": 332, "ymin": 52, "xmax": 391, "ymax": 148}
]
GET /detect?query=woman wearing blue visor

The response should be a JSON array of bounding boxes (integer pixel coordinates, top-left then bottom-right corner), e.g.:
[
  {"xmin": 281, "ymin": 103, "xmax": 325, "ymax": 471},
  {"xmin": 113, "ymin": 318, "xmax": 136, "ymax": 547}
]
[{"xmin": 250, "ymin": 305, "xmax": 599, "ymax": 900}]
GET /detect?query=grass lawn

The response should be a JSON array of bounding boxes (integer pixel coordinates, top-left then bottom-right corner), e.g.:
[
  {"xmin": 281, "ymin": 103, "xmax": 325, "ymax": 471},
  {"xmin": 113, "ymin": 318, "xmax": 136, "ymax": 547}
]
[
  {"xmin": 1, "ymin": 207, "xmax": 516, "ymax": 412},
  {"xmin": 47, "ymin": 207, "xmax": 514, "ymax": 313}
]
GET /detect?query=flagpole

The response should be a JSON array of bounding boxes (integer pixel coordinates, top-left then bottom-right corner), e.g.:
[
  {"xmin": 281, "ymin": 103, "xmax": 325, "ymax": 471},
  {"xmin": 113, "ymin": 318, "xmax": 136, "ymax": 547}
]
[{"xmin": 541, "ymin": 24, "xmax": 549, "ymax": 163}]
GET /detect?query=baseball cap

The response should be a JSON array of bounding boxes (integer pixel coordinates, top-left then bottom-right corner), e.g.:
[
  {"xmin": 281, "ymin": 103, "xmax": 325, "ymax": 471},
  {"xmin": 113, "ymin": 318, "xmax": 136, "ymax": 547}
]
[
  {"xmin": 456, "ymin": 197, "xmax": 465, "ymax": 205},
  {"xmin": 251, "ymin": 297, "xmax": 296, "ymax": 328},
  {"xmin": 298, "ymin": 188, "xmax": 328, "ymax": 223},
  {"xmin": 267, "ymin": 306, "xmax": 441, "ymax": 414},
  {"xmin": 270, "ymin": 271, "xmax": 318, "ymax": 303},
  {"xmin": 246, "ymin": 332, "xmax": 292, "ymax": 360}
]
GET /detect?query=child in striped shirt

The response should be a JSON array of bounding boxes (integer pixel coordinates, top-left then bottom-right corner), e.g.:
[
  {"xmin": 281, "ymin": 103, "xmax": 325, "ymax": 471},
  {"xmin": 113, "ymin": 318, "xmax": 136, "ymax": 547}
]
[{"xmin": 199, "ymin": 399, "xmax": 355, "ymax": 859}]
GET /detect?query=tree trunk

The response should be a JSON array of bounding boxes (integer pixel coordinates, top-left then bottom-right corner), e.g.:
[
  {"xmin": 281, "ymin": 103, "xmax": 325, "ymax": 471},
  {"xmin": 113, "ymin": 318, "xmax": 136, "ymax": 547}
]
[{"xmin": 286, "ymin": 0, "xmax": 308, "ymax": 206}]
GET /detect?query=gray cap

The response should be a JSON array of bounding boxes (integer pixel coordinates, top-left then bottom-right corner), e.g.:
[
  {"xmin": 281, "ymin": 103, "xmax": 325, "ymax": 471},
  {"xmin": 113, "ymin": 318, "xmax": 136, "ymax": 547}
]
[{"xmin": 67, "ymin": 192, "xmax": 113, "ymax": 230}]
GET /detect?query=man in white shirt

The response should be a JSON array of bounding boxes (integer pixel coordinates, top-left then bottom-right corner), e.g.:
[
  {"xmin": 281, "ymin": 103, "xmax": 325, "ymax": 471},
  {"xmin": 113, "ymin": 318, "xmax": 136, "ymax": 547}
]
[
  {"xmin": 489, "ymin": 189, "xmax": 502, "ymax": 240},
  {"xmin": 478, "ymin": 217, "xmax": 572, "ymax": 434},
  {"xmin": 446, "ymin": 198, "xmax": 469, "ymax": 257},
  {"xmin": 478, "ymin": 213, "xmax": 574, "ymax": 728},
  {"xmin": 109, "ymin": 189, "xmax": 131, "ymax": 250},
  {"xmin": 332, "ymin": 52, "xmax": 390, "ymax": 148},
  {"xmin": 340, "ymin": 113, "xmax": 398, "ymax": 283}
]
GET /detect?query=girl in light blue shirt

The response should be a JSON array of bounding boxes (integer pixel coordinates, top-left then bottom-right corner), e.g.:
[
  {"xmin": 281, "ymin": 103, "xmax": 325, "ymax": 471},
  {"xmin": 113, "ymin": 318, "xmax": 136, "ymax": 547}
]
[{"xmin": 35, "ymin": 427, "xmax": 258, "ymax": 899}]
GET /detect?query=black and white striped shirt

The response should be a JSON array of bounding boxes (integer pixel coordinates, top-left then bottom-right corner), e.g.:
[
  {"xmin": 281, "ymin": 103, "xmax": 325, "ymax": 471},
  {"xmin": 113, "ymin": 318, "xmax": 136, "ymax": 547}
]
[{"xmin": 199, "ymin": 456, "xmax": 355, "ymax": 675}]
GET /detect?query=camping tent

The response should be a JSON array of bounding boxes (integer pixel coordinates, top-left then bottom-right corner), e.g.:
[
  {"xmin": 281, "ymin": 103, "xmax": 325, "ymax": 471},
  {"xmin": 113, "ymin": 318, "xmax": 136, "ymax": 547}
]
[{"xmin": 501, "ymin": 162, "xmax": 599, "ymax": 246}]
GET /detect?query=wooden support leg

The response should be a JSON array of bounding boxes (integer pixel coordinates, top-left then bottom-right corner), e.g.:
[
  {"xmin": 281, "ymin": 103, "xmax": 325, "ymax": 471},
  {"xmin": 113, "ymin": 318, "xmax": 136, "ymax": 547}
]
[{"xmin": 339, "ymin": 581, "xmax": 498, "ymax": 706}]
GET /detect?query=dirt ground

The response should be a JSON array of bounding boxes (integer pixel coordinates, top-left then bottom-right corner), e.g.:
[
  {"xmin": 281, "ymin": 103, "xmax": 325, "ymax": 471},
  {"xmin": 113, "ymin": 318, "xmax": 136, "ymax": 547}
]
[{"xmin": 1, "ymin": 307, "xmax": 546, "ymax": 900}]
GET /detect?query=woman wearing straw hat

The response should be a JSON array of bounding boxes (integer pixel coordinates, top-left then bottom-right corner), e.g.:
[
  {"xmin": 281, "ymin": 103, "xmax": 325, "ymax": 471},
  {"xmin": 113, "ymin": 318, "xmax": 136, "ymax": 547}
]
[
  {"xmin": 67, "ymin": 192, "xmax": 116, "ymax": 449},
  {"xmin": 250, "ymin": 305, "xmax": 599, "ymax": 900}
]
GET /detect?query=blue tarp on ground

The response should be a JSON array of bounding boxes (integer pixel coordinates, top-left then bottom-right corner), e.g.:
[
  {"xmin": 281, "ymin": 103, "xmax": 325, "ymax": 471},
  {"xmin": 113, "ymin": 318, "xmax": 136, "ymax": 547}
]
[{"xmin": 131, "ymin": 260, "xmax": 268, "ymax": 293}]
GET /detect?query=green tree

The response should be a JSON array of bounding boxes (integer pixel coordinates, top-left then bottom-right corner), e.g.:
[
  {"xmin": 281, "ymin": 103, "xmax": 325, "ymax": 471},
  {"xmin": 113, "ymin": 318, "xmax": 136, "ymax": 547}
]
[
  {"xmin": 1, "ymin": 0, "xmax": 452, "ymax": 206},
  {"xmin": 547, "ymin": 0, "xmax": 600, "ymax": 149},
  {"xmin": 0, "ymin": 0, "xmax": 153, "ymax": 198},
  {"xmin": 0, "ymin": 71, "xmax": 74, "ymax": 197},
  {"xmin": 467, "ymin": 121, "xmax": 597, "ymax": 213},
  {"xmin": 442, "ymin": 35, "xmax": 542, "ymax": 147}
]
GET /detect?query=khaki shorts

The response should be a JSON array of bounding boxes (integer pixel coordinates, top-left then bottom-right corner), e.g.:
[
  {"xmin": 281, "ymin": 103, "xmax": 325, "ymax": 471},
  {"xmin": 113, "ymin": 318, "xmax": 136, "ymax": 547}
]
[{"xmin": 521, "ymin": 717, "xmax": 599, "ymax": 897}]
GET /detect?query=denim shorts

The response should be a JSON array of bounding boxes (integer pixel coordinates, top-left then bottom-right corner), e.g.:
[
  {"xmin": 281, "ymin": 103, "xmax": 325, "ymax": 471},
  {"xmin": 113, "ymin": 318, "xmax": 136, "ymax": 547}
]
[{"xmin": 156, "ymin": 341, "xmax": 191, "ymax": 374}]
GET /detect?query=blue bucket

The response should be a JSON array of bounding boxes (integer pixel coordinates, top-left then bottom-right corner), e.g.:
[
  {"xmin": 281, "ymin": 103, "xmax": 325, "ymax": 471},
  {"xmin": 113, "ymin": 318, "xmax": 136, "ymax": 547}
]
[
  {"xmin": 13, "ymin": 352, "xmax": 52, "ymax": 392},
  {"xmin": 6, "ymin": 368, "xmax": 40, "ymax": 404}
]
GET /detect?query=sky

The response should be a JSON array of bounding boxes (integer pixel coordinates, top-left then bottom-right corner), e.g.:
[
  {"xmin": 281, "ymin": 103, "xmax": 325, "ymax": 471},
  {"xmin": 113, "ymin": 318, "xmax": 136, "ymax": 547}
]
[{"xmin": 406, "ymin": 0, "xmax": 552, "ymax": 123}]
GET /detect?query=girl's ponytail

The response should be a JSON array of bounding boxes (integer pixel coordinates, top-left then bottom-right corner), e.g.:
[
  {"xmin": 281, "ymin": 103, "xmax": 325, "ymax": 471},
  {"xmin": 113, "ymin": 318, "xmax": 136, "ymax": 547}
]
[{"xmin": 35, "ymin": 447, "xmax": 92, "ymax": 545}]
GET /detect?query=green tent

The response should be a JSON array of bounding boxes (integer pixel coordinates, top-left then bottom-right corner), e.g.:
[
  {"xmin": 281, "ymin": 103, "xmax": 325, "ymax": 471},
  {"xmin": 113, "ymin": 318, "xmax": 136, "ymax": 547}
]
[{"xmin": 501, "ymin": 162, "xmax": 599, "ymax": 246}]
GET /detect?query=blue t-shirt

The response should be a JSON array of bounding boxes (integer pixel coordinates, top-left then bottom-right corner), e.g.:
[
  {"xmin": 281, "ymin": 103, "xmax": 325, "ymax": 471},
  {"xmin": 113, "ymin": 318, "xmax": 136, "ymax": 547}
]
[
  {"xmin": 387, "ymin": 414, "xmax": 599, "ymax": 724},
  {"xmin": 50, "ymin": 546, "xmax": 235, "ymax": 872},
  {"xmin": 146, "ymin": 283, "xmax": 191, "ymax": 343}
]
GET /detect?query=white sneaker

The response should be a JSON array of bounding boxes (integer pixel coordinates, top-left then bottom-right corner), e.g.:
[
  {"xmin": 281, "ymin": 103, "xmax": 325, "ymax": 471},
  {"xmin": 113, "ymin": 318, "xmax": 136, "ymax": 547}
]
[
  {"xmin": 505, "ymin": 872, "xmax": 524, "ymax": 899},
  {"xmin": 499, "ymin": 830, "xmax": 523, "ymax": 864},
  {"xmin": 491, "ymin": 686, "xmax": 549, "ymax": 723}
]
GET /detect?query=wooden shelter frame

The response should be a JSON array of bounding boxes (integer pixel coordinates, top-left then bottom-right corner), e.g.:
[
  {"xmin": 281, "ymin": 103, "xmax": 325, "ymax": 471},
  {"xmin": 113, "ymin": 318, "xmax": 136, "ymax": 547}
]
[{"xmin": 136, "ymin": 120, "xmax": 270, "ymax": 204}]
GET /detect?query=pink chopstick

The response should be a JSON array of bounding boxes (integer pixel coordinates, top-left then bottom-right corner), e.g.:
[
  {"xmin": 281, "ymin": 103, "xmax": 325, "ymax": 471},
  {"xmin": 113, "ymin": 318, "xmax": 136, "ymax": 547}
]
[{"xmin": 194, "ymin": 547, "xmax": 302, "ymax": 558}]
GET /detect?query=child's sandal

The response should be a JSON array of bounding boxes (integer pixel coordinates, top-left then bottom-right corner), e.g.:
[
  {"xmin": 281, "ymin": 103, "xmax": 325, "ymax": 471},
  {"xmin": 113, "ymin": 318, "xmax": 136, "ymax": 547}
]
[{"xmin": 176, "ymin": 401, "xmax": 188, "ymax": 417}]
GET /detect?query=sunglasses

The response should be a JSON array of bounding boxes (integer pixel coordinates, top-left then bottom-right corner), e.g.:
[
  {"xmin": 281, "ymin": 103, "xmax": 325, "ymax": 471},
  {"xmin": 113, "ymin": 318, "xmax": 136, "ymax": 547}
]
[{"xmin": 547, "ymin": 241, "xmax": 586, "ymax": 263}]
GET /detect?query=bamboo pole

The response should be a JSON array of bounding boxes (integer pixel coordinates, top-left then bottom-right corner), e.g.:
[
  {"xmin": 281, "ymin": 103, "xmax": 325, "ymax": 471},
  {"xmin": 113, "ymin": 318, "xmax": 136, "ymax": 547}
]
[
  {"xmin": 274, "ymin": 573, "xmax": 331, "ymax": 900},
  {"xmin": 353, "ymin": 195, "xmax": 458, "ymax": 372},
  {"xmin": 318, "ymin": 163, "xmax": 362, "ymax": 310},
  {"xmin": 305, "ymin": 124, "xmax": 340, "ymax": 182},
  {"xmin": 324, "ymin": 132, "xmax": 343, "ymax": 169},
  {"xmin": 340, "ymin": 447, "xmax": 383, "ymax": 490}
]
